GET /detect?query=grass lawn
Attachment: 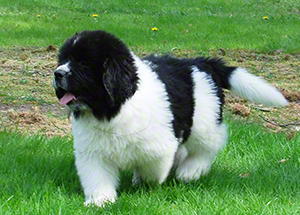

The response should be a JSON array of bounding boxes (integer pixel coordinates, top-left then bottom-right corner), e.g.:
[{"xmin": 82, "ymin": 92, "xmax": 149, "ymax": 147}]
[
  {"xmin": 0, "ymin": 0, "xmax": 300, "ymax": 52},
  {"xmin": 1, "ymin": 0, "xmax": 300, "ymax": 214},
  {"xmin": 1, "ymin": 122, "xmax": 300, "ymax": 214}
]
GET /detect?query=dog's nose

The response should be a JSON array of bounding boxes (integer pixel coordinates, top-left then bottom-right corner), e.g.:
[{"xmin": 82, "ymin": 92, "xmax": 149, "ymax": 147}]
[{"xmin": 54, "ymin": 69, "xmax": 67, "ymax": 80}]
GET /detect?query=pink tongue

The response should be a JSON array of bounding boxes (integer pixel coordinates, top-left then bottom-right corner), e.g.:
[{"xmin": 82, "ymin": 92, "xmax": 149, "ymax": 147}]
[{"xmin": 60, "ymin": 93, "xmax": 76, "ymax": 105}]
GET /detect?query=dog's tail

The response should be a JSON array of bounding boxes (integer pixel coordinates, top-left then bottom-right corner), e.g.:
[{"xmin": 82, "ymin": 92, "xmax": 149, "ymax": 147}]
[
  {"xmin": 227, "ymin": 68, "xmax": 288, "ymax": 107},
  {"xmin": 209, "ymin": 59, "xmax": 288, "ymax": 107}
]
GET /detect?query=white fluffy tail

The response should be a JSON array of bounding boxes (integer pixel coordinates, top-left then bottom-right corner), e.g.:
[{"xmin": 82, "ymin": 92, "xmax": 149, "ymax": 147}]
[{"xmin": 229, "ymin": 68, "xmax": 288, "ymax": 107}]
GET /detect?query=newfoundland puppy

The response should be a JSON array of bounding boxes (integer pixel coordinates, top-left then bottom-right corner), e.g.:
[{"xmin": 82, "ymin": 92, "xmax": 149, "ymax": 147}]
[{"xmin": 53, "ymin": 30, "xmax": 287, "ymax": 207}]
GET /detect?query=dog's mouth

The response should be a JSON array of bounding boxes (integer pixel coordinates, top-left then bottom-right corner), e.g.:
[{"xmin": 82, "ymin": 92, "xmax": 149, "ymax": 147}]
[
  {"xmin": 57, "ymin": 91, "xmax": 90, "ymax": 111},
  {"xmin": 60, "ymin": 92, "xmax": 77, "ymax": 105}
]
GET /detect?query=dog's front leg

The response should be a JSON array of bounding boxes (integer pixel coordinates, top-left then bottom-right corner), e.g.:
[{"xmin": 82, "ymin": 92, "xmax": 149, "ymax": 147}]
[{"xmin": 75, "ymin": 151, "xmax": 119, "ymax": 207}]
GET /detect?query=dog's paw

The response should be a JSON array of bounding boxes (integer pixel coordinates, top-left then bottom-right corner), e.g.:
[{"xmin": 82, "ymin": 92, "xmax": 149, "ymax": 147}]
[
  {"xmin": 175, "ymin": 158, "xmax": 212, "ymax": 182},
  {"xmin": 84, "ymin": 196, "xmax": 116, "ymax": 207}
]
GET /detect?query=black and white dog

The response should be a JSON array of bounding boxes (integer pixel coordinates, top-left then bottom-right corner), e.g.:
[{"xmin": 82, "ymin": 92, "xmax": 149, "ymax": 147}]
[{"xmin": 53, "ymin": 30, "xmax": 287, "ymax": 207}]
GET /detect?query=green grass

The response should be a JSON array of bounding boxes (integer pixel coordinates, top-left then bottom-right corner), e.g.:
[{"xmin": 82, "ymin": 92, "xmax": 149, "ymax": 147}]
[
  {"xmin": 1, "ymin": 121, "xmax": 300, "ymax": 214},
  {"xmin": 0, "ymin": 0, "xmax": 300, "ymax": 52}
]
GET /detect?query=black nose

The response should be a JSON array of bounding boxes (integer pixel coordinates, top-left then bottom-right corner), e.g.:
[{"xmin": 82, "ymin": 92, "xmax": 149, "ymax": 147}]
[{"xmin": 54, "ymin": 69, "xmax": 67, "ymax": 80}]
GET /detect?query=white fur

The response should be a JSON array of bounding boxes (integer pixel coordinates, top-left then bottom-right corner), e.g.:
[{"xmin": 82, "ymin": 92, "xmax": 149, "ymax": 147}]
[
  {"xmin": 175, "ymin": 66, "xmax": 227, "ymax": 181},
  {"xmin": 72, "ymin": 54, "xmax": 179, "ymax": 207},
  {"xmin": 56, "ymin": 62, "xmax": 70, "ymax": 72},
  {"xmin": 229, "ymin": 68, "xmax": 288, "ymax": 107}
]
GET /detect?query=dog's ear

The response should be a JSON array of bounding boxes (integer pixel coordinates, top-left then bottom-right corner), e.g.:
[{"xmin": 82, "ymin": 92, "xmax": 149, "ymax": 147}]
[{"xmin": 103, "ymin": 57, "xmax": 138, "ymax": 106}]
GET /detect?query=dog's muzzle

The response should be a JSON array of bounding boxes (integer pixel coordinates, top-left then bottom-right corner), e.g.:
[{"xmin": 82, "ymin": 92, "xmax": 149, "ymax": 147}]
[
  {"xmin": 54, "ymin": 69, "xmax": 68, "ymax": 80},
  {"xmin": 53, "ymin": 69, "xmax": 70, "ymax": 90}
]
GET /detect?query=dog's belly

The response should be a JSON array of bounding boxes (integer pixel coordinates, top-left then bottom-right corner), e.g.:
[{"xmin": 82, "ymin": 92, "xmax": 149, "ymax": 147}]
[
  {"xmin": 93, "ymin": 136, "xmax": 153, "ymax": 170},
  {"xmin": 73, "ymin": 131, "xmax": 144, "ymax": 170},
  {"xmin": 72, "ymin": 115, "xmax": 176, "ymax": 171}
]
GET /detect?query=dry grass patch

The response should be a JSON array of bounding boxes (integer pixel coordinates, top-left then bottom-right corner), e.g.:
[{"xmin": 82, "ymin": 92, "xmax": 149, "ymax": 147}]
[{"xmin": 0, "ymin": 47, "xmax": 299, "ymax": 136}]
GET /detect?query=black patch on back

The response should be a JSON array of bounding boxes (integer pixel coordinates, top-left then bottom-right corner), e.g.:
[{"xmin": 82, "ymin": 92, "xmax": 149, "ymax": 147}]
[
  {"xmin": 143, "ymin": 55, "xmax": 195, "ymax": 143},
  {"xmin": 143, "ymin": 55, "xmax": 236, "ymax": 142}
]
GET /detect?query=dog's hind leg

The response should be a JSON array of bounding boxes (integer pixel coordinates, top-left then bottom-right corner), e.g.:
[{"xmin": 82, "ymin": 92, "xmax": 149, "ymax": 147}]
[{"xmin": 175, "ymin": 122, "xmax": 227, "ymax": 182}]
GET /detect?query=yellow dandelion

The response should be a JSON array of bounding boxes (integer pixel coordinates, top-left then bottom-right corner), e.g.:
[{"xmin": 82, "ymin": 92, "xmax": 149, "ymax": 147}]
[
  {"xmin": 92, "ymin": 14, "xmax": 98, "ymax": 18},
  {"xmin": 263, "ymin": 16, "xmax": 268, "ymax": 20},
  {"xmin": 37, "ymin": 14, "xmax": 41, "ymax": 17},
  {"xmin": 151, "ymin": 27, "xmax": 158, "ymax": 31}
]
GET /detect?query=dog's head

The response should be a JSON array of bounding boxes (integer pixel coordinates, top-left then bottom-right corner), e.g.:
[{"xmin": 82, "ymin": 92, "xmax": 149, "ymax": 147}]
[{"xmin": 53, "ymin": 30, "xmax": 139, "ymax": 120}]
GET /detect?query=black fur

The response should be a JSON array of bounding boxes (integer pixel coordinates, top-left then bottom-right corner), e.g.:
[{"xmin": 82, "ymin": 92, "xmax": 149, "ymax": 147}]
[
  {"xmin": 143, "ymin": 55, "xmax": 236, "ymax": 142},
  {"xmin": 143, "ymin": 55, "xmax": 195, "ymax": 143},
  {"xmin": 54, "ymin": 30, "xmax": 237, "ymax": 142}
]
